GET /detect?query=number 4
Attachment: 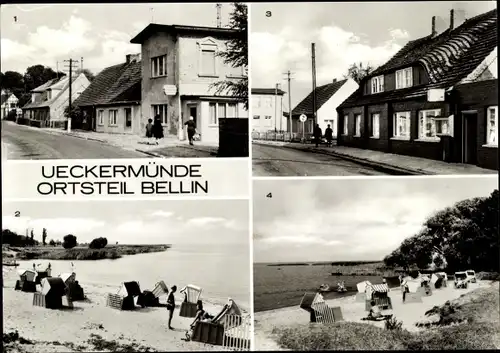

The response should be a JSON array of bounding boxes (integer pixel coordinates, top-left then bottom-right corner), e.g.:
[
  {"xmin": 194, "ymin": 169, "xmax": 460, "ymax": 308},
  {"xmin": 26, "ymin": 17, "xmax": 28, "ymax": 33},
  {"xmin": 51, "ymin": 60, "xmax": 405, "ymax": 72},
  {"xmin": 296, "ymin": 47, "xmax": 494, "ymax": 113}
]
[{"xmin": 266, "ymin": 193, "xmax": 272, "ymax": 198}]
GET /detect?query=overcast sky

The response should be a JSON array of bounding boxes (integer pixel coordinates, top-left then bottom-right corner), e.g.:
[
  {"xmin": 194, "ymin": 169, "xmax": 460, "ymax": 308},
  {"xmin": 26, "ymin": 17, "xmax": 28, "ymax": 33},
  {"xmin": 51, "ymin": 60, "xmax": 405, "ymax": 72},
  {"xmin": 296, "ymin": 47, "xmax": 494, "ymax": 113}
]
[
  {"xmin": 251, "ymin": 1, "xmax": 497, "ymax": 111},
  {"xmin": 2, "ymin": 199, "xmax": 248, "ymax": 246},
  {"xmin": 253, "ymin": 176, "xmax": 498, "ymax": 263},
  {"xmin": 0, "ymin": 3, "xmax": 234, "ymax": 75}
]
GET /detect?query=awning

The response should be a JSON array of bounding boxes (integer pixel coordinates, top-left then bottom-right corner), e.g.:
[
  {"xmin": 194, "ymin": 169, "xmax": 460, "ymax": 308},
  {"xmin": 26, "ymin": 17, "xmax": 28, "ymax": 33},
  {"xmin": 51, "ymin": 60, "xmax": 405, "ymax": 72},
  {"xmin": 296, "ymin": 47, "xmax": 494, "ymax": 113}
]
[{"xmin": 370, "ymin": 284, "xmax": 389, "ymax": 292}]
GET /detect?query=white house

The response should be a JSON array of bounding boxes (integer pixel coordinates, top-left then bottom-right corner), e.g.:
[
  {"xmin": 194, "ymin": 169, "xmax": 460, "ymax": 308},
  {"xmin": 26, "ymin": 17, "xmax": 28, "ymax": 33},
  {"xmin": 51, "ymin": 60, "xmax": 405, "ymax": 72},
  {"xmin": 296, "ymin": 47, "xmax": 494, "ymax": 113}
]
[
  {"xmin": 1, "ymin": 90, "xmax": 19, "ymax": 119},
  {"xmin": 286, "ymin": 78, "xmax": 359, "ymax": 137},
  {"xmin": 22, "ymin": 73, "xmax": 91, "ymax": 128},
  {"xmin": 251, "ymin": 88, "xmax": 287, "ymax": 133}
]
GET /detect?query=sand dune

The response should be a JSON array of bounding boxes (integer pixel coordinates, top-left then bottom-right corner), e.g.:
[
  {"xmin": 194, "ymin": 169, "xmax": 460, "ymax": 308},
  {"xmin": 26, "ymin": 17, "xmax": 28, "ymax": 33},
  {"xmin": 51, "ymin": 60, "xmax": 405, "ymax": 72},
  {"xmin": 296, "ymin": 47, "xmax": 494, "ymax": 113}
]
[{"xmin": 254, "ymin": 280, "xmax": 492, "ymax": 350}]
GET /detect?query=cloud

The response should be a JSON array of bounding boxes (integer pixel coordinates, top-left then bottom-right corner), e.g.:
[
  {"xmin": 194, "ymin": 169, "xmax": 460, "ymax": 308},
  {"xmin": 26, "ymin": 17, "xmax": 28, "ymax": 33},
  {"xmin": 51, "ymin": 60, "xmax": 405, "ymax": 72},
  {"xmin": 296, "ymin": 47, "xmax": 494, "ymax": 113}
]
[
  {"xmin": 251, "ymin": 23, "xmax": 403, "ymax": 87},
  {"xmin": 151, "ymin": 210, "xmax": 174, "ymax": 218},
  {"xmin": 389, "ymin": 28, "xmax": 410, "ymax": 40}
]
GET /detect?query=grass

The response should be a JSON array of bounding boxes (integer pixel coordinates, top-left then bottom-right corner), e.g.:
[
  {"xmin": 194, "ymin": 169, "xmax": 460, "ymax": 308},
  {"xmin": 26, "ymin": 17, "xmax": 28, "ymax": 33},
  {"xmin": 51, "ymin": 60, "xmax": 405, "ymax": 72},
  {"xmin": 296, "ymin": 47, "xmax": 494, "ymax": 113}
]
[
  {"xmin": 273, "ymin": 283, "xmax": 499, "ymax": 350},
  {"xmin": 5, "ymin": 244, "xmax": 170, "ymax": 261}
]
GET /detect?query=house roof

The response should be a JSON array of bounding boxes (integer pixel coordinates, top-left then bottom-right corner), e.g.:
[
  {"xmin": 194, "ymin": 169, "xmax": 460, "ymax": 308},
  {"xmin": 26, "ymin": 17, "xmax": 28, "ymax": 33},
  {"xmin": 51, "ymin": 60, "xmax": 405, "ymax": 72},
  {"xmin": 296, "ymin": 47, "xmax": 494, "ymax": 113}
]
[
  {"xmin": 0, "ymin": 93, "xmax": 16, "ymax": 105},
  {"xmin": 23, "ymin": 75, "xmax": 81, "ymax": 109},
  {"xmin": 252, "ymin": 88, "xmax": 286, "ymax": 96},
  {"xmin": 130, "ymin": 23, "xmax": 239, "ymax": 44},
  {"xmin": 286, "ymin": 79, "xmax": 348, "ymax": 117},
  {"xmin": 73, "ymin": 60, "xmax": 141, "ymax": 107},
  {"xmin": 339, "ymin": 9, "xmax": 497, "ymax": 108}
]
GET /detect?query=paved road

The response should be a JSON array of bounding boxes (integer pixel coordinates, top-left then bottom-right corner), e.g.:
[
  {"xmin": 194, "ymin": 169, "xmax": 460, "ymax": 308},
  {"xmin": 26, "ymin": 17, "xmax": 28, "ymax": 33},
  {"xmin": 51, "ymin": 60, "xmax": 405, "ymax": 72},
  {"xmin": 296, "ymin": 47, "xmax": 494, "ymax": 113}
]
[
  {"xmin": 252, "ymin": 143, "xmax": 389, "ymax": 176},
  {"xmin": 1, "ymin": 121, "xmax": 147, "ymax": 160}
]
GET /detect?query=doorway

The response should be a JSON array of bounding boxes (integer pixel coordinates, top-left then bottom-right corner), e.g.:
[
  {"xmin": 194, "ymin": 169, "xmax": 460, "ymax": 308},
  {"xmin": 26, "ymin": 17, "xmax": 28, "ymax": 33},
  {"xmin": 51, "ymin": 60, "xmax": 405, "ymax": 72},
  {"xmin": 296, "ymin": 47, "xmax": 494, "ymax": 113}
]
[
  {"xmin": 187, "ymin": 103, "xmax": 200, "ymax": 140},
  {"xmin": 462, "ymin": 112, "xmax": 478, "ymax": 164},
  {"xmin": 125, "ymin": 108, "xmax": 132, "ymax": 131}
]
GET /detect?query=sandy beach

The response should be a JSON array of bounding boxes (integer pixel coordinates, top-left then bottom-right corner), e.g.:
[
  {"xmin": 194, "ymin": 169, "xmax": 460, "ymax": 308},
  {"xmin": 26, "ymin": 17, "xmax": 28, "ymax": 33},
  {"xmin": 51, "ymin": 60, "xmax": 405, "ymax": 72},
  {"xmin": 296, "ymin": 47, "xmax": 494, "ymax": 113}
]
[
  {"xmin": 254, "ymin": 280, "xmax": 495, "ymax": 350},
  {"xmin": 3, "ymin": 267, "xmax": 249, "ymax": 352}
]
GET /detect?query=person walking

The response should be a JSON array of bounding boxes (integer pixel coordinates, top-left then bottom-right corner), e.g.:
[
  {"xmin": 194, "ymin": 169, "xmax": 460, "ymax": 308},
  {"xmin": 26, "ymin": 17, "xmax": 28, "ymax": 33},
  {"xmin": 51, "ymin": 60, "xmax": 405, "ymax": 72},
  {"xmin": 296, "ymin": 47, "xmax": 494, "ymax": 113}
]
[
  {"xmin": 145, "ymin": 118, "xmax": 153, "ymax": 143},
  {"xmin": 325, "ymin": 124, "xmax": 333, "ymax": 147},
  {"xmin": 152, "ymin": 114, "xmax": 164, "ymax": 145},
  {"xmin": 184, "ymin": 116, "xmax": 197, "ymax": 146},
  {"xmin": 167, "ymin": 285, "xmax": 177, "ymax": 330},
  {"xmin": 313, "ymin": 124, "xmax": 322, "ymax": 147}
]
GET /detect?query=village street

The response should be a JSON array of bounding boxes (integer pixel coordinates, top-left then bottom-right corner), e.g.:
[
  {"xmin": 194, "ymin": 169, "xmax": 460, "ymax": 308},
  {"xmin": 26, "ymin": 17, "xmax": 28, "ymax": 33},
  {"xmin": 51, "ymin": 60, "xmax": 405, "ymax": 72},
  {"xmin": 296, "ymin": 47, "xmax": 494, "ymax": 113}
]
[
  {"xmin": 1, "ymin": 121, "xmax": 146, "ymax": 160},
  {"xmin": 252, "ymin": 143, "xmax": 388, "ymax": 176}
]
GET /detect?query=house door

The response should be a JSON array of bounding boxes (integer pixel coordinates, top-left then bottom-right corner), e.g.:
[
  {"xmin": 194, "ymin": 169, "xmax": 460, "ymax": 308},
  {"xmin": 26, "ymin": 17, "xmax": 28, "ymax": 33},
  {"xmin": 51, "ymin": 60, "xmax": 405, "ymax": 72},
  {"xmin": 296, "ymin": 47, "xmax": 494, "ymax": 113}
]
[
  {"xmin": 462, "ymin": 112, "xmax": 478, "ymax": 164},
  {"xmin": 187, "ymin": 104, "xmax": 199, "ymax": 138},
  {"xmin": 125, "ymin": 108, "xmax": 132, "ymax": 132}
]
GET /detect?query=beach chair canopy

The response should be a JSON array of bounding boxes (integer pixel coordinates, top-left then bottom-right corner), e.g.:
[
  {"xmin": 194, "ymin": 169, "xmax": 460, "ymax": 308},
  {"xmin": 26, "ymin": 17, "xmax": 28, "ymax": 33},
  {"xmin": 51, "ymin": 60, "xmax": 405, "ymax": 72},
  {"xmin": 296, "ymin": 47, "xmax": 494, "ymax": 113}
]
[
  {"xmin": 213, "ymin": 298, "xmax": 243, "ymax": 323},
  {"xmin": 151, "ymin": 280, "xmax": 168, "ymax": 297},
  {"xmin": 180, "ymin": 284, "xmax": 202, "ymax": 303},
  {"xmin": 59, "ymin": 272, "xmax": 76, "ymax": 285},
  {"xmin": 119, "ymin": 281, "xmax": 141, "ymax": 297},
  {"xmin": 41, "ymin": 277, "xmax": 66, "ymax": 296},
  {"xmin": 300, "ymin": 292, "xmax": 321, "ymax": 311},
  {"xmin": 370, "ymin": 283, "xmax": 389, "ymax": 293},
  {"xmin": 17, "ymin": 269, "xmax": 36, "ymax": 282},
  {"xmin": 356, "ymin": 281, "xmax": 371, "ymax": 293}
]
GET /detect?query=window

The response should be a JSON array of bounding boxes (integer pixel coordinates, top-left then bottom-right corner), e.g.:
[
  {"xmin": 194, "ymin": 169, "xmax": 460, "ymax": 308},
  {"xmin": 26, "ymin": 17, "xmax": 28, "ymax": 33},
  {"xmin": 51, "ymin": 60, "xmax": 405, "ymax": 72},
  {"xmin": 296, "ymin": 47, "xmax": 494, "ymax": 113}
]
[
  {"xmin": 371, "ymin": 75, "xmax": 384, "ymax": 93},
  {"xmin": 343, "ymin": 115, "xmax": 348, "ymax": 135},
  {"xmin": 209, "ymin": 103, "xmax": 217, "ymax": 125},
  {"xmin": 97, "ymin": 110, "xmax": 104, "ymax": 125},
  {"xmin": 265, "ymin": 97, "xmax": 273, "ymax": 108},
  {"xmin": 418, "ymin": 109, "xmax": 442, "ymax": 139},
  {"xmin": 108, "ymin": 110, "xmax": 118, "ymax": 126},
  {"xmin": 227, "ymin": 103, "xmax": 237, "ymax": 118},
  {"xmin": 209, "ymin": 102, "xmax": 238, "ymax": 125},
  {"xmin": 201, "ymin": 48, "xmax": 216, "ymax": 76},
  {"xmin": 396, "ymin": 68, "xmax": 413, "ymax": 89},
  {"xmin": 371, "ymin": 113, "xmax": 380, "ymax": 138},
  {"xmin": 354, "ymin": 114, "xmax": 361, "ymax": 136},
  {"xmin": 486, "ymin": 106, "xmax": 497, "ymax": 145},
  {"xmin": 152, "ymin": 104, "xmax": 168, "ymax": 125},
  {"xmin": 151, "ymin": 55, "xmax": 167, "ymax": 78},
  {"xmin": 393, "ymin": 111, "xmax": 411, "ymax": 139},
  {"xmin": 253, "ymin": 115, "xmax": 260, "ymax": 119},
  {"xmin": 252, "ymin": 97, "xmax": 261, "ymax": 108},
  {"xmin": 125, "ymin": 108, "xmax": 132, "ymax": 128}
]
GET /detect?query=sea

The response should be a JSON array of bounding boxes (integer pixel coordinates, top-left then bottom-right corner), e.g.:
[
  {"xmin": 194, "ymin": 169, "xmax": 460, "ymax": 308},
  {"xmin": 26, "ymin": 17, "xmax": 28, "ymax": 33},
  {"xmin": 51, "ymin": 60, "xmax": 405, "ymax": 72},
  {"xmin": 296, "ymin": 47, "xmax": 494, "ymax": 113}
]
[
  {"xmin": 254, "ymin": 262, "xmax": 387, "ymax": 312},
  {"xmin": 13, "ymin": 243, "xmax": 250, "ymax": 310}
]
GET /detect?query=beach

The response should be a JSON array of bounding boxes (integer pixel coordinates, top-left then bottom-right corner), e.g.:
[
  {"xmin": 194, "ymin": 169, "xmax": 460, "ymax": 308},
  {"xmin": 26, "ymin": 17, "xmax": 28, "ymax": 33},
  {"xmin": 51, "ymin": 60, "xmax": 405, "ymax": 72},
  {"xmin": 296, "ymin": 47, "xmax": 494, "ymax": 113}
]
[{"xmin": 254, "ymin": 280, "xmax": 497, "ymax": 350}]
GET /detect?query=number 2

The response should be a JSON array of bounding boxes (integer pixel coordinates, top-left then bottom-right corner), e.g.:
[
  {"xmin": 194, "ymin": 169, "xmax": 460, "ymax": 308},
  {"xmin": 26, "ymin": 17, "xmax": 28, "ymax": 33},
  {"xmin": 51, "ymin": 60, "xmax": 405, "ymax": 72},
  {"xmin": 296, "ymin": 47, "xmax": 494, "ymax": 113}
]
[
  {"xmin": 266, "ymin": 193, "xmax": 272, "ymax": 198},
  {"xmin": 14, "ymin": 211, "xmax": 20, "ymax": 217}
]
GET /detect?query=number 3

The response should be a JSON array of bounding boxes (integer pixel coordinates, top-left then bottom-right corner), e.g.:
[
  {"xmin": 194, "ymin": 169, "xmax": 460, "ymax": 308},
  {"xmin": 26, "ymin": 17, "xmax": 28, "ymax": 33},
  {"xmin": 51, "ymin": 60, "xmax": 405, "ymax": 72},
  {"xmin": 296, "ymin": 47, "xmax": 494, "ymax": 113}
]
[{"xmin": 265, "ymin": 11, "xmax": 272, "ymax": 17}]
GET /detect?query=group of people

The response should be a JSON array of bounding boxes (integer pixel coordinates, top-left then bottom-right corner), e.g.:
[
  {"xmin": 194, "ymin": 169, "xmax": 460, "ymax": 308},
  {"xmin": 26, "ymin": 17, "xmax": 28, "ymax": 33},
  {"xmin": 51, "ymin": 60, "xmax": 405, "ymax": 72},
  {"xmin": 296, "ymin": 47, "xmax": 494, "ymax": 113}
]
[
  {"xmin": 145, "ymin": 115, "xmax": 198, "ymax": 146},
  {"xmin": 312, "ymin": 123, "xmax": 334, "ymax": 147}
]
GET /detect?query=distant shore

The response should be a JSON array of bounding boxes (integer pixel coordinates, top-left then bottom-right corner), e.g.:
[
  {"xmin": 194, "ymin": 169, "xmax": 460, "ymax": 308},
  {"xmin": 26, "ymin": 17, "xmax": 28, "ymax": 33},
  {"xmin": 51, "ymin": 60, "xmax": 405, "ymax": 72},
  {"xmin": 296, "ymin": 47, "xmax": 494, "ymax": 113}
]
[{"xmin": 3, "ymin": 244, "xmax": 171, "ymax": 261}]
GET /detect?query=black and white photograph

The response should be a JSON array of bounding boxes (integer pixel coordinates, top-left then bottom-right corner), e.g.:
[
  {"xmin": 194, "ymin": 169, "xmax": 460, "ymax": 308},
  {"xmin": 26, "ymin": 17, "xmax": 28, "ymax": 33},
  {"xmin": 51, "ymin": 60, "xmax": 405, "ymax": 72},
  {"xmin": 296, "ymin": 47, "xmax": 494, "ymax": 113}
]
[
  {"xmin": 251, "ymin": 1, "xmax": 498, "ymax": 176},
  {"xmin": 252, "ymin": 176, "xmax": 499, "ymax": 350},
  {"xmin": 1, "ymin": 3, "xmax": 248, "ymax": 160},
  {"xmin": 2, "ymin": 199, "xmax": 251, "ymax": 351}
]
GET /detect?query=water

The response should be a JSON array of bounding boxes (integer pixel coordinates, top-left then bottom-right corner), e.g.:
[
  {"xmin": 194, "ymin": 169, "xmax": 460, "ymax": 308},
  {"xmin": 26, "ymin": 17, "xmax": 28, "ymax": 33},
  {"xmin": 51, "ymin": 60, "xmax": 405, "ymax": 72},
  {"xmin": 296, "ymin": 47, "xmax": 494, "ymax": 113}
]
[
  {"xmin": 15, "ymin": 243, "xmax": 250, "ymax": 309},
  {"xmin": 254, "ymin": 263, "xmax": 386, "ymax": 312}
]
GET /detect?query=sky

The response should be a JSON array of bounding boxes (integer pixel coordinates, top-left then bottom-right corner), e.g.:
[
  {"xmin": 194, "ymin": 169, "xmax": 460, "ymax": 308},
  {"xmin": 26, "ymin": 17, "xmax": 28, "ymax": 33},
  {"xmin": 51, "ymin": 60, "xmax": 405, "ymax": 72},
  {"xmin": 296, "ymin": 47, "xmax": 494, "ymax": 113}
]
[
  {"xmin": 251, "ymin": 1, "xmax": 497, "ymax": 111},
  {"xmin": 2, "ymin": 199, "xmax": 248, "ymax": 246},
  {"xmin": 253, "ymin": 176, "xmax": 498, "ymax": 263},
  {"xmin": 0, "ymin": 3, "xmax": 234, "ymax": 75}
]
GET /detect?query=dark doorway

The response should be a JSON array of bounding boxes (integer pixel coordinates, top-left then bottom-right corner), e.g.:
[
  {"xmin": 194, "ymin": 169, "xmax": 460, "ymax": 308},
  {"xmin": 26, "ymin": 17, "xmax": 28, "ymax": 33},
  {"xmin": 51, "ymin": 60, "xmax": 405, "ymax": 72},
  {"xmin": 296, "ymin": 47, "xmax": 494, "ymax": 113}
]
[
  {"xmin": 189, "ymin": 106, "xmax": 197, "ymax": 124},
  {"xmin": 125, "ymin": 108, "xmax": 132, "ymax": 129},
  {"xmin": 462, "ymin": 112, "xmax": 478, "ymax": 164}
]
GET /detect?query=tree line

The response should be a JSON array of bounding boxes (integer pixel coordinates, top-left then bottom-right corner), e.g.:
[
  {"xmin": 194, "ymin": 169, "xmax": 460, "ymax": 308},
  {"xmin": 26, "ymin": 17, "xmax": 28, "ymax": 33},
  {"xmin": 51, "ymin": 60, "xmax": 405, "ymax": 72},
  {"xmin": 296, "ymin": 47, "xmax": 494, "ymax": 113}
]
[
  {"xmin": 1, "ymin": 229, "xmax": 110, "ymax": 250},
  {"xmin": 384, "ymin": 189, "xmax": 499, "ymax": 273}
]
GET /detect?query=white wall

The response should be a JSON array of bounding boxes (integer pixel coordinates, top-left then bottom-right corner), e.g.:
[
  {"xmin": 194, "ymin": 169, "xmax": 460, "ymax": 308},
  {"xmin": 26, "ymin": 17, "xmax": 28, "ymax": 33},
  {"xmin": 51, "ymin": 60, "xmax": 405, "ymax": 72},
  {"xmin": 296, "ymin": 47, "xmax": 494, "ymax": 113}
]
[
  {"xmin": 95, "ymin": 105, "xmax": 141, "ymax": 134},
  {"xmin": 316, "ymin": 78, "xmax": 359, "ymax": 137},
  {"xmin": 50, "ymin": 73, "xmax": 91, "ymax": 121},
  {"xmin": 251, "ymin": 93, "xmax": 286, "ymax": 132}
]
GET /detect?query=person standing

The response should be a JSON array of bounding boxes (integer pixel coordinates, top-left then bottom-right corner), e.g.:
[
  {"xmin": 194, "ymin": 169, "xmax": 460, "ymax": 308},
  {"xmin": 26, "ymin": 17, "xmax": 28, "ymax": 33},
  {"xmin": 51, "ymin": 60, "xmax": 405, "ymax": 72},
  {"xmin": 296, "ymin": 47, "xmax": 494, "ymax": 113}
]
[
  {"xmin": 184, "ymin": 116, "xmax": 196, "ymax": 146},
  {"xmin": 145, "ymin": 118, "xmax": 153, "ymax": 143},
  {"xmin": 313, "ymin": 124, "xmax": 322, "ymax": 147},
  {"xmin": 167, "ymin": 285, "xmax": 177, "ymax": 330},
  {"xmin": 152, "ymin": 114, "xmax": 164, "ymax": 145},
  {"xmin": 325, "ymin": 124, "xmax": 333, "ymax": 147}
]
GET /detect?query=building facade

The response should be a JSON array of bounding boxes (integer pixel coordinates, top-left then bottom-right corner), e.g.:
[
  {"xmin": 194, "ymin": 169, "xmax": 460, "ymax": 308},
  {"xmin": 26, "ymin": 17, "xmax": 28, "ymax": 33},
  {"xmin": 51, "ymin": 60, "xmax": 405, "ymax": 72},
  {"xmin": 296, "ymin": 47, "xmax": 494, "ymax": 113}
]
[
  {"xmin": 130, "ymin": 24, "xmax": 248, "ymax": 144},
  {"xmin": 73, "ymin": 54, "xmax": 142, "ymax": 134},
  {"xmin": 22, "ymin": 73, "xmax": 90, "ymax": 128},
  {"xmin": 337, "ymin": 9, "xmax": 497, "ymax": 170},
  {"xmin": 251, "ymin": 88, "xmax": 286, "ymax": 132},
  {"xmin": 286, "ymin": 78, "xmax": 358, "ymax": 137},
  {"xmin": 1, "ymin": 90, "xmax": 19, "ymax": 119}
]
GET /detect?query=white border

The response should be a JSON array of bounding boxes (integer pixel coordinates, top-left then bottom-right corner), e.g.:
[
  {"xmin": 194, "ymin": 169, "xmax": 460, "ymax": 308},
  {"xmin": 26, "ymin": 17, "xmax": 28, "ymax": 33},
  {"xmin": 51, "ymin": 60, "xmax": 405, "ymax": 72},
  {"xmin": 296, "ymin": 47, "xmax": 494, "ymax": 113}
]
[{"xmin": 252, "ymin": 174, "xmax": 498, "ymax": 181}]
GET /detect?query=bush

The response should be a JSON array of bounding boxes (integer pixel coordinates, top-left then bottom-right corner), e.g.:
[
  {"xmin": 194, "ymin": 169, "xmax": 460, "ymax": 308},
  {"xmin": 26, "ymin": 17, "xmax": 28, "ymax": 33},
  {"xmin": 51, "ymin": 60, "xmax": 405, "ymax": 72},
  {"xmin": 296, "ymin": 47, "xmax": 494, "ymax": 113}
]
[
  {"xmin": 49, "ymin": 239, "xmax": 56, "ymax": 246},
  {"xmin": 6, "ymin": 109, "xmax": 17, "ymax": 121},
  {"xmin": 2, "ymin": 229, "xmax": 39, "ymax": 246},
  {"xmin": 62, "ymin": 234, "xmax": 77, "ymax": 249},
  {"xmin": 385, "ymin": 317, "xmax": 403, "ymax": 331},
  {"xmin": 89, "ymin": 237, "xmax": 108, "ymax": 249}
]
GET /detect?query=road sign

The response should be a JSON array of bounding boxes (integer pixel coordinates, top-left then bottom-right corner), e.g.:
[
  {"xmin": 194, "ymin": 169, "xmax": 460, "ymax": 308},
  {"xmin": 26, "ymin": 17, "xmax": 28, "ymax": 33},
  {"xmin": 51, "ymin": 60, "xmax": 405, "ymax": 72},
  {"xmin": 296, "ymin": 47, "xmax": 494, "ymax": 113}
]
[{"xmin": 299, "ymin": 114, "xmax": 307, "ymax": 122}]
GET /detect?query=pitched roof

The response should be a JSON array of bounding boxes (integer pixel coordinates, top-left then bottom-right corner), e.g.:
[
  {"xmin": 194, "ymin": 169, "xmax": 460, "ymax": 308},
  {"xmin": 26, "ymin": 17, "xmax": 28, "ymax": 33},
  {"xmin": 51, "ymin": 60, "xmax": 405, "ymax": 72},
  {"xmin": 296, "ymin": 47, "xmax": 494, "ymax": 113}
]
[
  {"xmin": 31, "ymin": 78, "xmax": 60, "ymax": 93},
  {"xmin": 339, "ymin": 9, "xmax": 497, "ymax": 108},
  {"xmin": 23, "ymin": 75, "xmax": 81, "ymax": 109},
  {"xmin": 252, "ymin": 88, "xmax": 286, "ymax": 96},
  {"xmin": 73, "ymin": 60, "xmax": 141, "ymax": 107},
  {"xmin": 130, "ymin": 23, "xmax": 239, "ymax": 44},
  {"xmin": 287, "ymin": 79, "xmax": 348, "ymax": 117}
]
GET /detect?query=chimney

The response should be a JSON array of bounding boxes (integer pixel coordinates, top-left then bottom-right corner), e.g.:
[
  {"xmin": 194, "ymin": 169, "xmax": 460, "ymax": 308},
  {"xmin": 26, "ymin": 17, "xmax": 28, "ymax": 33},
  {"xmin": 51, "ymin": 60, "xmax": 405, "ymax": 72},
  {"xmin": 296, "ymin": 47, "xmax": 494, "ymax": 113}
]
[
  {"xmin": 431, "ymin": 16, "xmax": 437, "ymax": 36},
  {"xmin": 126, "ymin": 53, "xmax": 141, "ymax": 64},
  {"xmin": 332, "ymin": 79, "xmax": 337, "ymax": 83},
  {"xmin": 450, "ymin": 9, "xmax": 454, "ymax": 30}
]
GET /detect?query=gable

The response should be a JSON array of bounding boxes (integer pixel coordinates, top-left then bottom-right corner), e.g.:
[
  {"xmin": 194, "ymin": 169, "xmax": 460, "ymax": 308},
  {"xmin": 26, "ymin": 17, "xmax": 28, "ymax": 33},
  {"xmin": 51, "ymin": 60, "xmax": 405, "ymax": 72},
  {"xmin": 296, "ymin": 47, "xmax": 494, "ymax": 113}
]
[
  {"xmin": 291, "ymin": 79, "xmax": 348, "ymax": 116},
  {"xmin": 460, "ymin": 46, "xmax": 497, "ymax": 83}
]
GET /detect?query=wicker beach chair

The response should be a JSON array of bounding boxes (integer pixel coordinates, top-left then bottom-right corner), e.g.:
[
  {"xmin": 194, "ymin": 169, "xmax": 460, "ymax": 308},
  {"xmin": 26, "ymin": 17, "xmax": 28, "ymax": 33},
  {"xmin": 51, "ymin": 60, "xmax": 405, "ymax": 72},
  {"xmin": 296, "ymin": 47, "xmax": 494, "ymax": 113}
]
[
  {"xmin": 300, "ymin": 292, "xmax": 343, "ymax": 324},
  {"xmin": 15, "ymin": 269, "xmax": 37, "ymax": 292},
  {"xmin": 179, "ymin": 284, "xmax": 203, "ymax": 318},
  {"xmin": 59, "ymin": 272, "xmax": 85, "ymax": 301},
  {"xmin": 33, "ymin": 277, "xmax": 69, "ymax": 309},
  {"xmin": 106, "ymin": 281, "xmax": 141, "ymax": 310}
]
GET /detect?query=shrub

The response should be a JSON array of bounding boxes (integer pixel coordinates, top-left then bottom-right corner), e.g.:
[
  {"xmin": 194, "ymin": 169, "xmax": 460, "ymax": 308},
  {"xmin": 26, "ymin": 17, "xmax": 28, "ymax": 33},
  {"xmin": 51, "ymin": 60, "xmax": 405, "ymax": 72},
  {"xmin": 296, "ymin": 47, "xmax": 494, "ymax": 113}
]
[
  {"xmin": 89, "ymin": 237, "xmax": 108, "ymax": 249},
  {"xmin": 385, "ymin": 317, "xmax": 403, "ymax": 331},
  {"xmin": 62, "ymin": 234, "xmax": 77, "ymax": 249},
  {"xmin": 49, "ymin": 239, "xmax": 56, "ymax": 246}
]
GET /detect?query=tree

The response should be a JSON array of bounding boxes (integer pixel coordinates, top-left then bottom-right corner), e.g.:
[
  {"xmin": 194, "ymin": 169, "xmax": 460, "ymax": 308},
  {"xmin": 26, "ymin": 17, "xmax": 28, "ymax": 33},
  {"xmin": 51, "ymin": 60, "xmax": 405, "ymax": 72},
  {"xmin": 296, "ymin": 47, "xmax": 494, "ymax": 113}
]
[
  {"xmin": 75, "ymin": 68, "xmax": 95, "ymax": 82},
  {"xmin": 62, "ymin": 234, "xmax": 78, "ymax": 249},
  {"xmin": 64, "ymin": 105, "xmax": 82, "ymax": 120},
  {"xmin": 89, "ymin": 237, "xmax": 108, "ymax": 249},
  {"xmin": 210, "ymin": 3, "xmax": 248, "ymax": 109},
  {"xmin": 30, "ymin": 229, "xmax": 34, "ymax": 241},
  {"xmin": 344, "ymin": 62, "xmax": 375, "ymax": 84},
  {"xmin": 2, "ymin": 71, "xmax": 24, "ymax": 91},
  {"xmin": 49, "ymin": 239, "xmax": 56, "ymax": 246},
  {"xmin": 2, "ymin": 229, "xmax": 39, "ymax": 246},
  {"xmin": 42, "ymin": 228, "xmax": 47, "ymax": 246}
]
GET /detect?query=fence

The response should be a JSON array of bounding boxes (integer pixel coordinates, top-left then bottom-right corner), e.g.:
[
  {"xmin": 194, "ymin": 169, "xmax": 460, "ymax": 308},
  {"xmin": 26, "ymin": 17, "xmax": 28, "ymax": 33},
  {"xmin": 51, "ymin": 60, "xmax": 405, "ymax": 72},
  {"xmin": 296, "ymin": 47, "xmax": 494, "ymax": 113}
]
[
  {"xmin": 252, "ymin": 131, "xmax": 337, "ymax": 145},
  {"xmin": 221, "ymin": 314, "xmax": 251, "ymax": 351}
]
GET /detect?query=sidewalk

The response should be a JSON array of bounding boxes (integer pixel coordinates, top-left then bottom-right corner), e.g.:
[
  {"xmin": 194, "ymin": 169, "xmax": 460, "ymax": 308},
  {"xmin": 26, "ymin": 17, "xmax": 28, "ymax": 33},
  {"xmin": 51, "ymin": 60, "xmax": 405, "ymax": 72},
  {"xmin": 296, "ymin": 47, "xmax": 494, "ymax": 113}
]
[{"xmin": 254, "ymin": 140, "xmax": 497, "ymax": 175}]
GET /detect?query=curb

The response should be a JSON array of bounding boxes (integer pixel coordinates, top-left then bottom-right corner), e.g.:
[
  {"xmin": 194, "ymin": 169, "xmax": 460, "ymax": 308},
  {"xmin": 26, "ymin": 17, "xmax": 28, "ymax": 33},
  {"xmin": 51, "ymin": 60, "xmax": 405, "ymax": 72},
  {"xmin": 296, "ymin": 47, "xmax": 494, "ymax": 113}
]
[
  {"xmin": 253, "ymin": 141, "xmax": 432, "ymax": 176},
  {"xmin": 135, "ymin": 149, "xmax": 165, "ymax": 158},
  {"xmin": 176, "ymin": 144, "xmax": 219, "ymax": 156}
]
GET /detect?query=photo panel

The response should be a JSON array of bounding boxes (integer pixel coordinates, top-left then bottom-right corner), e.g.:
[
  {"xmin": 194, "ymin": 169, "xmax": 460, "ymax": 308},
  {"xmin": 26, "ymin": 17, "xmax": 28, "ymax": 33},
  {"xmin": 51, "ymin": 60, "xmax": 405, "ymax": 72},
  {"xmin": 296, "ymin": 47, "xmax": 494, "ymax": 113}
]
[{"xmin": 252, "ymin": 175, "xmax": 499, "ymax": 350}]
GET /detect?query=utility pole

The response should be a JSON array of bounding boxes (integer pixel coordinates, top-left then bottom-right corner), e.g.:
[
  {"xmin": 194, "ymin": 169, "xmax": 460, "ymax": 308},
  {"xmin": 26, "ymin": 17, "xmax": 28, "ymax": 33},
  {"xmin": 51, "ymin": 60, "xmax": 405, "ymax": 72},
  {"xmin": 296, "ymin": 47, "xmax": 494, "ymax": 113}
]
[
  {"xmin": 274, "ymin": 83, "xmax": 278, "ymax": 132},
  {"xmin": 81, "ymin": 57, "xmax": 83, "ymax": 71},
  {"xmin": 64, "ymin": 58, "xmax": 79, "ymax": 132},
  {"xmin": 311, "ymin": 43, "xmax": 317, "ymax": 132},
  {"xmin": 283, "ymin": 70, "xmax": 294, "ymax": 139},
  {"xmin": 216, "ymin": 3, "xmax": 222, "ymax": 28},
  {"xmin": 56, "ymin": 61, "xmax": 59, "ymax": 79}
]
